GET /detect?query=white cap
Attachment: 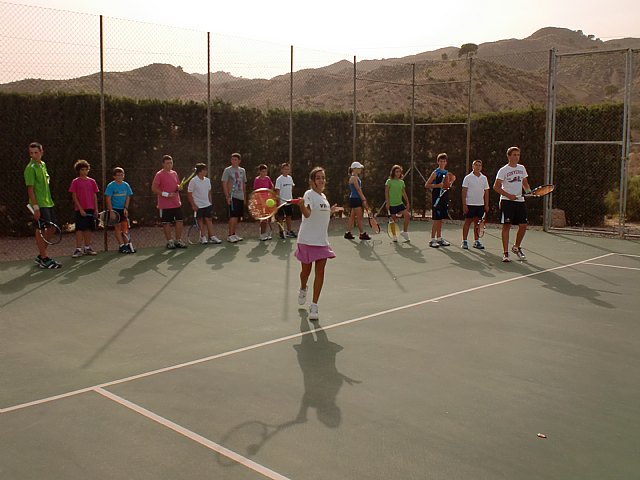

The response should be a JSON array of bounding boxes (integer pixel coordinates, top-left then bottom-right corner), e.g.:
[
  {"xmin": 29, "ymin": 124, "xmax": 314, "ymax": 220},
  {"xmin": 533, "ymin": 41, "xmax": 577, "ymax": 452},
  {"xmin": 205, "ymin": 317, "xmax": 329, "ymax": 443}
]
[{"xmin": 350, "ymin": 161, "xmax": 364, "ymax": 169}]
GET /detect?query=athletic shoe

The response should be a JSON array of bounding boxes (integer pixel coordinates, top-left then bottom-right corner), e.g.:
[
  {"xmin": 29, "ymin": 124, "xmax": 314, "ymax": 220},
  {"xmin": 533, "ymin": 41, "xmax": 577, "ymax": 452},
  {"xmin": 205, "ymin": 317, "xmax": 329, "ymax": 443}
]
[
  {"xmin": 72, "ymin": 248, "xmax": 84, "ymax": 258},
  {"xmin": 400, "ymin": 231, "xmax": 410, "ymax": 242},
  {"xmin": 502, "ymin": 253, "xmax": 511, "ymax": 263},
  {"xmin": 259, "ymin": 233, "xmax": 268, "ymax": 241},
  {"xmin": 298, "ymin": 287, "xmax": 308, "ymax": 305},
  {"xmin": 83, "ymin": 246, "xmax": 97, "ymax": 256},
  {"xmin": 287, "ymin": 231, "xmax": 297, "ymax": 238},
  {"xmin": 228, "ymin": 235, "xmax": 239, "ymax": 243},
  {"xmin": 512, "ymin": 245, "xmax": 527, "ymax": 260},
  {"xmin": 209, "ymin": 236, "xmax": 222, "ymax": 244},
  {"xmin": 279, "ymin": 230, "xmax": 285, "ymax": 239},
  {"xmin": 438, "ymin": 238, "xmax": 451, "ymax": 247},
  {"xmin": 39, "ymin": 257, "xmax": 61, "ymax": 269},
  {"xmin": 429, "ymin": 239, "xmax": 439, "ymax": 248},
  {"xmin": 308, "ymin": 303, "xmax": 319, "ymax": 321},
  {"xmin": 461, "ymin": 240, "xmax": 469, "ymax": 249},
  {"xmin": 34, "ymin": 255, "xmax": 45, "ymax": 266},
  {"xmin": 175, "ymin": 240, "xmax": 187, "ymax": 248},
  {"xmin": 166, "ymin": 240, "xmax": 176, "ymax": 249},
  {"xmin": 359, "ymin": 232, "xmax": 371, "ymax": 240},
  {"xmin": 119, "ymin": 244, "xmax": 129, "ymax": 254},
  {"xmin": 266, "ymin": 233, "xmax": 272, "ymax": 240},
  {"xmin": 200, "ymin": 236, "xmax": 208, "ymax": 244},
  {"xmin": 344, "ymin": 232, "xmax": 355, "ymax": 240},
  {"xmin": 473, "ymin": 240, "xmax": 485, "ymax": 250},
  {"xmin": 235, "ymin": 235, "xmax": 244, "ymax": 241}
]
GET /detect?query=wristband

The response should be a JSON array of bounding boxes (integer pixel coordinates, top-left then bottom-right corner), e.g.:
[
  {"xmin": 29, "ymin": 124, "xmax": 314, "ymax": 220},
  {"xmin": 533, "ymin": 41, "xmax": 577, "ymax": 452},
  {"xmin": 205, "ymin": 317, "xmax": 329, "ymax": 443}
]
[
  {"xmin": 161, "ymin": 192, "xmax": 169, "ymax": 198},
  {"xmin": 32, "ymin": 205, "xmax": 40, "ymax": 210},
  {"xmin": 524, "ymin": 188, "xmax": 532, "ymax": 194}
]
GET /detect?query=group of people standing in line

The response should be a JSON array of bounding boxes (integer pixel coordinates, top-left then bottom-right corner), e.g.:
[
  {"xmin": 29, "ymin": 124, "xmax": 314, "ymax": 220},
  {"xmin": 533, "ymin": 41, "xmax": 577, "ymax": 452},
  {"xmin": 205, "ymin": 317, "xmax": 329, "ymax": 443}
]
[{"xmin": 24, "ymin": 142, "xmax": 531, "ymax": 320}]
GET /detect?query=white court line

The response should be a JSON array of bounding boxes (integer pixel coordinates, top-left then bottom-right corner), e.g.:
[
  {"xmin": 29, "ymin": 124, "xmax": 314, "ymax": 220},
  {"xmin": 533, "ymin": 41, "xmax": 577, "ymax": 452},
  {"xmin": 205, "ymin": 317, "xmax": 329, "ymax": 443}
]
[
  {"xmin": 583, "ymin": 262, "xmax": 640, "ymax": 271},
  {"xmin": 94, "ymin": 388, "xmax": 290, "ymax": 480},
  {"xmin": 1, "ymin": 252, "xmax": 616, "ymax": 414},
  {"xmin": 617, "ymin": 253, "xmax": 640, "ymax": 258}
]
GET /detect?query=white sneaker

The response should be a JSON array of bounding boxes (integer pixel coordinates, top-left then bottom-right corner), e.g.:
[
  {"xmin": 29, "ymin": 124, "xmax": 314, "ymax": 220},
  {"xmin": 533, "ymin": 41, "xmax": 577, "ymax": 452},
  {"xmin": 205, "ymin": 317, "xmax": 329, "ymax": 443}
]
[
  {"xmin": 438, "ymin": 238, "xmax": 450, "ymax": 247},
  {"xmin": 259, "ymin": 233, "xmax": 268, "ymax": 241},
  {"xmin": 502, "ymin": 253, "xmax": 512, "ymax": 263},
  {"xmin": 308, "ymin": 303, "xmax": 319, "ymax": 321},
  {"xmin": 400, "ymin": 231, "xmax": 410, "ymax": 242},
  {"xmin": 266, "ymin": 233, "xmax": 272, "ymax": 240},
  {"xmin": 429, "ymin": 239, "xmax": 439, "ymax": 248},
  {"xmin": 209, "ymin": 236, "xmax": 222, "ymax": 244},
  {"xmin": 200, "ymin": 236, "xmax": 208, "ymax": 244},
  {"xmin": 298, "ymin": 287, "xmax": 308, "ymax": 305},
  {"xmin": 72, "ymin": 248, "xmax": 84, "ymax": 258},
  {"xmin": 235, "ymin": 234, "xmax": 244, "ymax": 241},
  {"xmin": 227, "ymin": 235, "xmax": 239, "ymax": 243},
  {"xmin": 512, "ymin": 245, "xmax": 527, "ymax": 260}
]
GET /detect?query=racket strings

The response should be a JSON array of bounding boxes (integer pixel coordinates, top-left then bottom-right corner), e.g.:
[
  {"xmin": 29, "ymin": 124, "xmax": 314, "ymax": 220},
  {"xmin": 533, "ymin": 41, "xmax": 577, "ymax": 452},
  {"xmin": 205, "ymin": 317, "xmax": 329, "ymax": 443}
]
[
  {"xmin": 248, "ymin": 189, "xmax": 279, "ymax": 220},
  {"xmin": 532, "ymin": 185, "xmax": 554, "ymax": 197}
]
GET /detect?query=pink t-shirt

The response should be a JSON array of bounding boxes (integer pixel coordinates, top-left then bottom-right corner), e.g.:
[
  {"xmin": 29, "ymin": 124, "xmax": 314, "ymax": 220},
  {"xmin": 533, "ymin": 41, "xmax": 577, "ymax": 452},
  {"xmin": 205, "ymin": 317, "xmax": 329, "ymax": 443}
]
[
  {"xmin": 153, "ymin": 169, "xmax": 181, "ymax": 209},
  {"xmin": 253, "ymin": 176, "xmax": 274, "ymax": 190},
  {"xmin": 68, "ymin": 176, "xmax": 99, "ymax": 210}
]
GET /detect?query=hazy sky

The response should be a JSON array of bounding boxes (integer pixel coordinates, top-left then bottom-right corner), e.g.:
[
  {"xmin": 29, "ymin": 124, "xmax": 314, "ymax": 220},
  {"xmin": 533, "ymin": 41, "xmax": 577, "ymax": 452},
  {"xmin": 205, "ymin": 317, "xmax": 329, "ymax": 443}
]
[{"xmin": 2, "ymin": 0, "xmax": 638, "ymax": 81}]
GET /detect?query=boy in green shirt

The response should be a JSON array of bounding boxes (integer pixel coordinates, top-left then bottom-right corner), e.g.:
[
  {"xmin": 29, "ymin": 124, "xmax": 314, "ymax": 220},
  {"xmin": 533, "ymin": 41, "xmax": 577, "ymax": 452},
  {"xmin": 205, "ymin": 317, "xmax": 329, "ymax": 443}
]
[
  {"xmin": 24, "ymin": 142, "xmax": 61, "ymax": 269},
  {"xmin": 385, "ymin": 164, "xmax": 411, "ymax": 242}
]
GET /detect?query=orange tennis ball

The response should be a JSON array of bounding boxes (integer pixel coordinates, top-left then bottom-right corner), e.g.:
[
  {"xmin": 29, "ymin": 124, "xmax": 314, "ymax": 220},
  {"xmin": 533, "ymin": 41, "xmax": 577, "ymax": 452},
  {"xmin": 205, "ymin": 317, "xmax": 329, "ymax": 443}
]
[{"xmin": 265, "ymin": 198, "xmax": 276, "ymax": 208}]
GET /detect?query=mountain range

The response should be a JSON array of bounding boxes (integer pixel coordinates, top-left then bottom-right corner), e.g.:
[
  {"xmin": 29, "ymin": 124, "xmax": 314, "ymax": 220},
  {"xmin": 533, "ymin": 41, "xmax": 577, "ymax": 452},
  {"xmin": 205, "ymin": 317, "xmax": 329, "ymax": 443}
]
[{"xmin": 2, "ymin": 27, "xmax": 638, "ymax": 116}]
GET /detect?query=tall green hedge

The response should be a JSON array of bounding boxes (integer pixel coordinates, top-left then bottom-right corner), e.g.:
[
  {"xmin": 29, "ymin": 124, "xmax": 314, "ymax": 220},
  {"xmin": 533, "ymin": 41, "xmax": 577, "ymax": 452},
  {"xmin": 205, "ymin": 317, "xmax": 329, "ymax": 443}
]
[{"xmin": 0, "ymin": 92, "xmax": 623, "ymax": 236}]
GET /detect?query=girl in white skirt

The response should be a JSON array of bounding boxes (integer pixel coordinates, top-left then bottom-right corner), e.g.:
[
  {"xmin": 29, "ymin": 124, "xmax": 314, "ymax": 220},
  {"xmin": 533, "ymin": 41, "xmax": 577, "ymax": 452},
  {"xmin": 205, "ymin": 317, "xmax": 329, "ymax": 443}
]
[{"xmin": 294, "ymin": 166, "xmax": 344, "ymax": 321}]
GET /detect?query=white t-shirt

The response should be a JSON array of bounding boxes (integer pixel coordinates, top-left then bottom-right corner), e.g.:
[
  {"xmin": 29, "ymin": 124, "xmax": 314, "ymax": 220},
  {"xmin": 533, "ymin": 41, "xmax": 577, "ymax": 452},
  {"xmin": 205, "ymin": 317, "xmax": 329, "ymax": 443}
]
[
  {"xmin": 188, "ymin": 176, "xmax": 212, "ymax": 208},
  {"xmin": 297, "ymin": 190, "xmax": 331, "ymax": 246},
  {"xmin": 462, "ymin": 172, "xmax": 489, "ymax": 206},
  {"xmin": 496, "ymin": 163, "xmax": 528, "ymax": 202},
  {"xmin": 275, "ymin": 174, "xmax": 295, "ymax": 204}
]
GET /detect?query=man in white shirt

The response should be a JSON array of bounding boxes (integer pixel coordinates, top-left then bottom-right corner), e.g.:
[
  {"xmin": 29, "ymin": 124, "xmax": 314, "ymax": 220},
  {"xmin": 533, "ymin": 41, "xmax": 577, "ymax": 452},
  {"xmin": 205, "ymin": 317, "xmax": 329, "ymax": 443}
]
[
  {"xmin": 493, "ymin": 147, "xmax": 532, "ymax": 262},
  {"xmin": 187, "ymin": 163, "xmax": 222, "ymax": 244},
  {"xmin": 275, "ymin": 162, "xmax": 297, "ymax": 238},
  {"xmin": 461, "ymin": 160, "xmax": 489, "ymax": 250}
]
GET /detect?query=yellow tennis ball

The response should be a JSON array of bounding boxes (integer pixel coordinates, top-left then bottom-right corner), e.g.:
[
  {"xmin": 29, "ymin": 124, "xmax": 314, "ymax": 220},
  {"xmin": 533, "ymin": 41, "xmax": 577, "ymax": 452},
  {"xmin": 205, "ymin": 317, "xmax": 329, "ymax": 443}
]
[{"xmin": 265, "ymin": 198, "xmax": 276, "ymax": 208}]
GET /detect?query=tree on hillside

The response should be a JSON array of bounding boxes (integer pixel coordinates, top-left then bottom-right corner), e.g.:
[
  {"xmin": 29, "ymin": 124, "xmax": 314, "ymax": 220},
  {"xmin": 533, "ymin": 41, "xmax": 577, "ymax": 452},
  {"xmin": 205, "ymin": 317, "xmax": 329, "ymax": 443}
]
[
  {"xmin": 458, "ymin": 43, "xmax": 478, "ymax": 58},
  {"xmin": 441, "ymin": 53, "xmax": 448, "ymax": 61}
]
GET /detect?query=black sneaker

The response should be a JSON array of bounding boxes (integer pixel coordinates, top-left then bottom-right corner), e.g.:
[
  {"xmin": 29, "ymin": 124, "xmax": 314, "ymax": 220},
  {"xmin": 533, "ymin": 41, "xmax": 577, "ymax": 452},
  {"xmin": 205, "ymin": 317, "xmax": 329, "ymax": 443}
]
[
  {"xmin": 359, "ymin": 232, "xmax": 371, "ymax": 240},
  {"xmin": 344, "ymin": 232, "xmax": 355, "ymax": 240},
  {"xmin": 39, "ymin": 257, "xmax": 61, "ymax": 269},
  {"xmin": 287, "ymin": 231, "xmax": 297, "ymax": 238},
  {"xmin": 34, "ymin": 255, "xmax": 45, "ymax": 266}
]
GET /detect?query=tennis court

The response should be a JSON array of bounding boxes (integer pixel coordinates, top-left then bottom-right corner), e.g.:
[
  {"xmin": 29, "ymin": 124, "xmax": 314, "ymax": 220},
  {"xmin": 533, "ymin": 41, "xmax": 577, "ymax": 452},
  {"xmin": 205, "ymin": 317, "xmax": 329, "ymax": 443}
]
[{"xmin": 1, "ymin": 223, "xmax": 639, "ymax": 480}]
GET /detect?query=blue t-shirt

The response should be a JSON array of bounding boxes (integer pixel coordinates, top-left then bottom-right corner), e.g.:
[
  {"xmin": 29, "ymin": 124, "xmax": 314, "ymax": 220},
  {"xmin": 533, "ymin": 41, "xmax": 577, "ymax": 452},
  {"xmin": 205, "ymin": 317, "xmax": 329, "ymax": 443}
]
[{"xmin": 105, "ymin": 181, "xmax": 133, "ymax": 209}]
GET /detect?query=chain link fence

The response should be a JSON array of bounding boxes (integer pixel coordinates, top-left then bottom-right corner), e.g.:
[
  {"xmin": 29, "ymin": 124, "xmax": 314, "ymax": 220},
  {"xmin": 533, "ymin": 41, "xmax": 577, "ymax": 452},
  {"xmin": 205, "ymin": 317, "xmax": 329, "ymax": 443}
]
[{"xmin": 1, "ymin": 2, "xmax": 638, "ymax": 262}]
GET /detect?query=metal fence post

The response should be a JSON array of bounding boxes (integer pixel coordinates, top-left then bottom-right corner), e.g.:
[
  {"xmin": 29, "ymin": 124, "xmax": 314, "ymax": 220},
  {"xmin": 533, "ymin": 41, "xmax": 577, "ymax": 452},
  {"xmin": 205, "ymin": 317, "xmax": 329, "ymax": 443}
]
[
  {"xmin": 466, "ymin": 57, "xmax": 473, "ymax": 173},
  {"xmin": 353, "ymin": 55, "xmax": 357, "ymax": 164},
  {"xmin": 410, "ymin": 63, "xmax": 415, "ymax": 217},
  {"xmin": 289, "ymin": 45, "xmax": 293, "ymax": 169},
  {"xmin": 100, "ymin": 15, "xmax": 108, "ymax": 251},
  {"xmin": 207, "ymin": 32, "xmax": 211, "ymax": 175},
  {"xmin": 543, "ymin": 48, "xmax": 557, "ymax": 232}
]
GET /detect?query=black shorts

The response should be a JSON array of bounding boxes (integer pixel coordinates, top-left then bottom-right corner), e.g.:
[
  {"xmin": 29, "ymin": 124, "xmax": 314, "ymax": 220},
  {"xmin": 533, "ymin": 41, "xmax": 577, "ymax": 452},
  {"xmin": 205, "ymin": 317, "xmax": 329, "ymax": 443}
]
[
  {"xmin": 279, "ymin": 204, "xmax": 294, "ymax": 217},
  {"xmin": 160, "ymin": 207, "xmax": 184, "ymax": 224},
  {"xmin": 349, "ymin": 197, "xmax": 363, "ymax": 209},
  {"xmin": 228, "ymin": 198, "xmax": 244, "ymax": 218},
  {"xmin": 432, "ymin": 203, "xmax": 448, "ymax": 220},
  {"xmin": 113, "ymin": 208, "xmax": 128, "ymax": 224},
  {"xmin": 196, "ymin": 205, "xmax": 213, "ymax": 219},
  {"xmin": 389, "ymin": 204, "xmax": 406, "ymax": 215},
  {"xmin": 500, "ymin": 200, "xmax": 528, "ymax": 225},
  {"xmin": 36, "ymin": 207, "xmax": 57, "ymax": 227},
  {"xmin": 465, "ymin": 205, "xmax": 485, "ymax": 219},
  {"xmin": 75, "ymin": 209, "xmax": 96, "ymax": 231}
]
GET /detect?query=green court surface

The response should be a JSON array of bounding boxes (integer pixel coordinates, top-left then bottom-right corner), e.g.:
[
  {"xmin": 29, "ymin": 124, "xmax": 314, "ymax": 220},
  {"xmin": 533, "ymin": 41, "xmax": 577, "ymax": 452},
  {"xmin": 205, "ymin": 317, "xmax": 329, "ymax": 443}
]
[{"xmin": 1, "ymin": 223, "xmax": 639, "ymax": 479}]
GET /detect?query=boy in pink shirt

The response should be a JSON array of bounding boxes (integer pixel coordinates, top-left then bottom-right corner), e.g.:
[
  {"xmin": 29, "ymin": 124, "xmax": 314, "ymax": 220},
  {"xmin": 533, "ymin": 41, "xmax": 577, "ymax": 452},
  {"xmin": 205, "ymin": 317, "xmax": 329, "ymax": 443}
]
[
  {"xmin": 151, "ymin": 155, "xmax": 186, "ymax": 249},
  {"xmin": 253, "ymin": 164, "xmax": 274, "ymax": 240},
  {"xmin": 68, "ymin": 159, "xmax": 99, "ymax": 257}
]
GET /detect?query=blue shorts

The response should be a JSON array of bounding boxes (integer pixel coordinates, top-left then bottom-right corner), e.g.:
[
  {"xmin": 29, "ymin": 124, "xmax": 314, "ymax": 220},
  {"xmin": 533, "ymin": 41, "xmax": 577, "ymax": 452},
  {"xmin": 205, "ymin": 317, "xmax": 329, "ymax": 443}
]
[
  {"xmin": 75, "ymin": 209, "xmax": 96, "ymax": 231},
  {"xmin": 349, "ymin": 197, "xmax": 363, "ymax": 209},
  {"xmin": 465, "ymin": 205, "xmax": 485, "ymax": 219},
  {"xmin": 228, "ymin": 198, "xmax": 244, "ymax": 218},
  {"xmin": 389, "ymin": 204, "xmax": 406, "ymax": 215},
  {"xmin": 196, "ymin": 205, "xmax": 213, "ymax": 219},
  {"xmin": 160, "ymin": 207, "xmax": 184, "ymax": 224},
  {"xmin": 36, "ymin": 207, "xmax": 57, "ymax": 227}
]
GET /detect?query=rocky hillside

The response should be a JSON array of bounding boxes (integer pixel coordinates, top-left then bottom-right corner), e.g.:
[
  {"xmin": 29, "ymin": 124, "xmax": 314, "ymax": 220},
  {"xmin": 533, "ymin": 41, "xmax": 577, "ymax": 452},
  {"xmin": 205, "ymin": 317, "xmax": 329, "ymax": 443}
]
[{"xmin": 1, "ymin": 27, "xmax": 638, "ymax": 116}]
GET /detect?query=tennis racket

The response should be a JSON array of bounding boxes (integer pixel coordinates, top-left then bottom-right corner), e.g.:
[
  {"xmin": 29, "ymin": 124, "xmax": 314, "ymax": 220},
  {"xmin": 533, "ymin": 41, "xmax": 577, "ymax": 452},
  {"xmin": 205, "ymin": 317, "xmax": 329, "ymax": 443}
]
[
  {"xmin": 521, "ymin": 184, "xmax": 555, "ymax": 198},
  {"xmin": 179, "ymin": 168, "xmax": 197, "ymax": 190},
  {"xmin": 387, "ymin": 217, "xmax": 399, "ymax": 240},
  {"xmin": 248, "ymin": 188, "xmax": 300, "ymax": 221},
  {"xmin": 433, "ymin": 177, "xmax": 454, "ymax": 208},
  {"xmin": 122, "ymin": 214, "xmax": 135, "ymax": 253},
  {"xmin": 97, "ymin": 210, "xmax": 121, "ymax": 228},
  {"xmin": 476, "ymin": 212, "xmax": 486, "ymax": 238},
  {"xmin": 366, "ymin": 208, "xmax": 381, "ymax": 234},
  {"xmin": 187, "ymin": 212, "xmax": 202, "ymax": 245},
  {"xmin": 26, "ymin": 204, "xmax": 62, "ymax": 245}
]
